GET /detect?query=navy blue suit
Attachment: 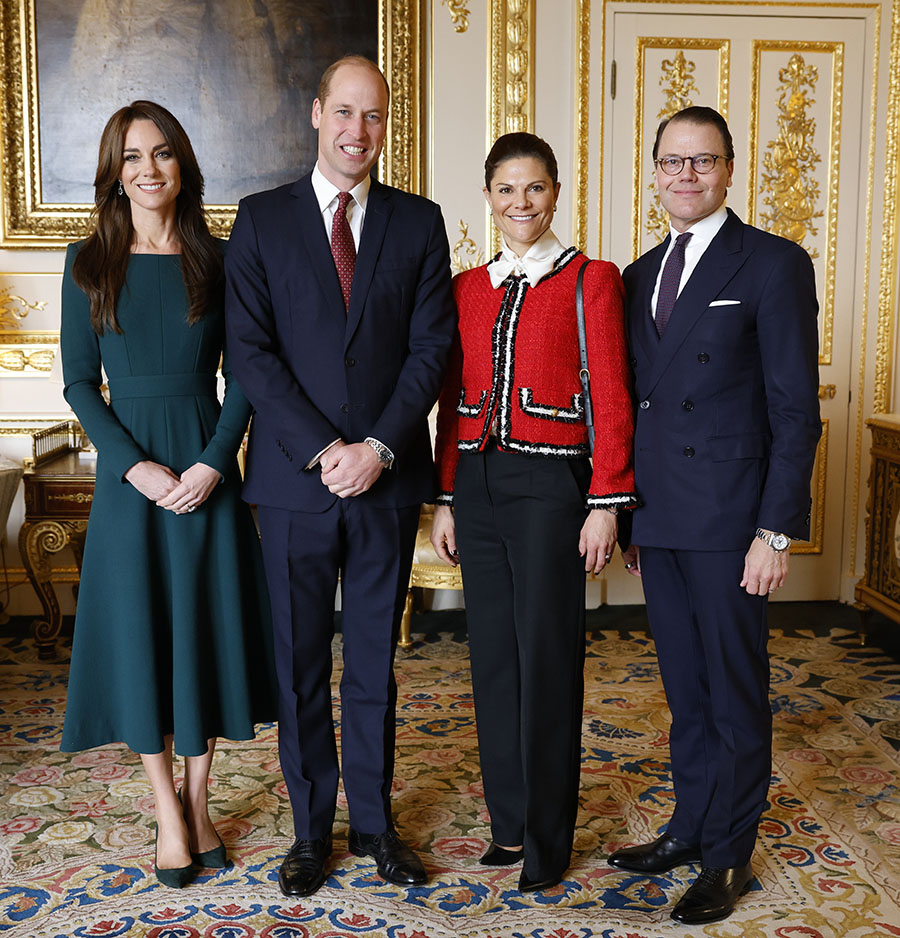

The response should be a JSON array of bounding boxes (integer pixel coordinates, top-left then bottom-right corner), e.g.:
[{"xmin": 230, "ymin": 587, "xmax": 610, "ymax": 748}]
[
  {"xmin": 225, "ymin": 174, "xmax": 455, "ymax": 838},
  {"xmin": 623, "ymin": 209, "xmax": 820, "ymax": 866}
]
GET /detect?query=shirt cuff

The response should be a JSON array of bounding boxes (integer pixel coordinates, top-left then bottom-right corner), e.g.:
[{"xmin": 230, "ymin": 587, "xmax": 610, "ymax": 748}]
[{"xmin": 306, "ymin": 438, "xmax": 342, "ymax": 470}]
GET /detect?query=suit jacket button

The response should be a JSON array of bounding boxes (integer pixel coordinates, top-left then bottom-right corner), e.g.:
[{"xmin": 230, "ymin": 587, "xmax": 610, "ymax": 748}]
[
  {"xmin": 698, "ymin": 352, "xmax": 710, "ymax": 363},
  {"xmin": 639, "ymin": 399, "xmax": 650, "ymax": 409},
  {"xmin": 682, "ymin": 400, "xmax": 694, "ymax": 411},
  {"xmin": 340, "ymin": 403, "xmax": 350, "ymax": 414},
  {"xmin": 683, "ymin": 446, "xmax": 695, "ymax": 457},
  {"xmin": 345, "ymin": 357, "xmax": 356, "ymax": 366},
  {"xmin": 630, "ymin": 357, "xmax": 638, "ymax": 367}
]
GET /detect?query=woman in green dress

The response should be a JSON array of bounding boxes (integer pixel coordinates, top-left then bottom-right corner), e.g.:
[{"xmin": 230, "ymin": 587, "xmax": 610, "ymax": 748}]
[{"xmin": 59, "ymin": 101, "xmax": 276, "ymax": 888}]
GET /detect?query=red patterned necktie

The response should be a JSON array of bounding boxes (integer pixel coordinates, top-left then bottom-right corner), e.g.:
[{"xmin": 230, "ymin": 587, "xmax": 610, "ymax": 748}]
[
  {"xmin": 331, "ymin": 190, "xmax": 356, "ymax": 311},
  {"xmin": 655, "ymin": 231, "xmax": 692, "ymax": 336}
]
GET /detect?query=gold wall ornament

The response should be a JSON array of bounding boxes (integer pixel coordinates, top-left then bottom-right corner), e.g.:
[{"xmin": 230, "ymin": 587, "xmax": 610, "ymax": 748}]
[
  {"xmin": 759, "ymin": 53, "xmax": 824, "ymax": 255},
  {"xmin": 748, "ymin": 40, "xmax": 842, "ymax": 369},
  {"xmin": 0, "ymin": 346, "xmax": 54, "ymax": 372},
  {"xmin": 0, "ymin": 0, "xmax": 425, "ymax": 246},
  {"xmin": 451, "ymin": 220, "xmax": 484, "ymax": 274},
  {"xmin": 441, "ymin": 0, "xmax": 470, "ymax": 33},
  {"xmin": 0, "ymin": 285, "xmax": 46, "ymax": 327},
  {"xmin": 488, "ymin": 0, "xmax": 535, "ymax": 254},
  {"xmin": 657, "ymin": 49, "xmax": 699, "ymax": 118},
  {"xmin": 633, "ymin": 38, "xmax": 730, "ymax": 257}
]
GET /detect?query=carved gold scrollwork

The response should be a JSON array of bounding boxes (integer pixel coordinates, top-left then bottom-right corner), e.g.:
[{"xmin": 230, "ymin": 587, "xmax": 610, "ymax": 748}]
[
  {"xmin": 759, "ymin": 53, "xmax": 823, "ymax": 256},
  {"xmin": 645, "ymin": 50, "xmax": 699, "ymax": 244},
  {"xmin": 505, "ymin": 0, "xmax": 532, "ymax": 134},
  {"xmin": 441, "ymin": 0, "xmax": 470, "ymax": 33},
  {"xmin": 0, "ymin": 347, "xmax": 53, "ymax": 372},
  {"xmin": 451, "ymin": 220, "xmax": 484, "ymax": 274},
  {"xmin": 0, "ymin": 285, "xmax": 45, "ymax": 327},
  {"xmin": 819, "ymin": 384, "xmax": 837, "ymax": 400},
  {"xmin": 657, "ymin": 50, "xmax": 699, "ymax": 119}
]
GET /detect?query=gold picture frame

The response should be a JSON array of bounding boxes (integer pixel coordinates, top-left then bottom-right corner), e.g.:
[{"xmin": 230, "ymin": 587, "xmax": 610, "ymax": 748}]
[{"xmin": 0, "ymin": 0, "xmax": 424, "ymax": 248}]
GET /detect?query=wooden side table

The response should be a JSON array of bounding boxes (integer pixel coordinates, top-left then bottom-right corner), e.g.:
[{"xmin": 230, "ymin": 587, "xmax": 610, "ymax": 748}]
[
  {"xmin": 855, "ymin": 414, "xmax": 900, "ymax": 642},
  {"xmin": 19, "ymin": 421, "xmax": 96, "ymax": 659}
]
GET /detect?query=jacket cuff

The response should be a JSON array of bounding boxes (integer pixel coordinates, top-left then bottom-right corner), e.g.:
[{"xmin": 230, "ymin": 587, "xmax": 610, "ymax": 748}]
[
  {"xmin": 586, "ymin": 492, "xmax": 639, "ymax": 510},
  {"xmin": 436, "ymin": 492, "xmax": 454, "ymax": 507}
]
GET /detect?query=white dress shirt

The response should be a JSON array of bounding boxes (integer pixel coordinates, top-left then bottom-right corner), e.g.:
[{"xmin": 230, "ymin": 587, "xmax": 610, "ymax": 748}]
[
  {"xmin": 651, "ymin": 203, "xmax": 728, "ymax": 319},
  {"xmin": 311, "ymin": 162, "xmax": 370, "ymax": 250}
]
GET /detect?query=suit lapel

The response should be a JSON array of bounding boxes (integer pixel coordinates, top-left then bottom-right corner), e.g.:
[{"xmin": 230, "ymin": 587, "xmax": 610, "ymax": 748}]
[
  {"xmin": 345, "ymin": 179, "xmax": 392, "ymax": 346},
  {"xmin": 643, "ymin": 210, "xmax": 750, "ymax": 394},
  {"xmin": 290, "ymin": 175, "xmax": 346, "ymax": 314}
]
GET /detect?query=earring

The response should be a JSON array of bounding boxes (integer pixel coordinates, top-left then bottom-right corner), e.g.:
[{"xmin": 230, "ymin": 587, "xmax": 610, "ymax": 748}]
[
  {"xmin": 553, "ymin": 204, "xmax": 558, "ymax": 212},
  {"xmin": 117, "ymin": 180, "xmax": 124, "ymax": 196}
]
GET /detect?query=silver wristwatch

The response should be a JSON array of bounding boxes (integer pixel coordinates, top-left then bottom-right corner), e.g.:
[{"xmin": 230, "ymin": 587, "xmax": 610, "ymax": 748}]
[
  {"xmin": 364, "ymin": 437, "xmax": 394, "ymax": 468},
  {"xmin": 755, "ymin": 528, "xmax": 790, "ymax": 552}
]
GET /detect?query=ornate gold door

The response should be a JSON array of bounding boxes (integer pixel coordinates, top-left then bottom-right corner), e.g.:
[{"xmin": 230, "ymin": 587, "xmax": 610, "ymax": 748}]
[{"xmin": 599, "ymin": 7, "xmax": 872, "ymax": 602}]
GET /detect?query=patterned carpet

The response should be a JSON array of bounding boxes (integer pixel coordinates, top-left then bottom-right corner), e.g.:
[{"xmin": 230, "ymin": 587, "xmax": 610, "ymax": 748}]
[{"xmin": 2, "ymin": 611, "xmax": 900, "ymax": 937}]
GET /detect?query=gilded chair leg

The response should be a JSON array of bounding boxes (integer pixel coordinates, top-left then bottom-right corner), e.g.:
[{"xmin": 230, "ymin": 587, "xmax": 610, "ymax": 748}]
[{"xmin": 398, "ymin": 590, "xmax": 414, "ymax": 649}]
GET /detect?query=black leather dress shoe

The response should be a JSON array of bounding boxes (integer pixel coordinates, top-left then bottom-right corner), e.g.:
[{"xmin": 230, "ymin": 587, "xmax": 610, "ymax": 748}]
[
  {"xmin": 348, "ymin": 829, "xmax": 427, "ymax": 886},
  {"xmin": 518, "ymin": 871, "xmax": 563, "ymax": 892},
  {"xmin": 607, "ymin": 833, "xmax": 702, "ymax": 873},
  {"xmin": 481, "ymin": 843, "xmax": 523, "ymax": 866},
  {"xmin": 278, "ymin": 836, "xmax": 332, "ymax": 897},
  {"xmin": 671, "ymin": 863, "xmax": 754, "ymax": 924}
]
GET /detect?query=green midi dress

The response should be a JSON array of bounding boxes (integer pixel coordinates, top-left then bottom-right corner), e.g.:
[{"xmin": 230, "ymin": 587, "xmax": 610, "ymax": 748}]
[{"xmin": 59, "ymin": 244, "xmax": 277, "ymax": 757}]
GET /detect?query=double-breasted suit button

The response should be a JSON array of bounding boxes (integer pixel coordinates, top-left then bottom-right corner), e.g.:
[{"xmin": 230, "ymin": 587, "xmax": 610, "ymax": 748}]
[
  {"xmin": 640, "ymin": 400, "xmax": 651, "ymax": 410},
  {"xmin": 683, "ymin": 446, "xmax": 695, "ymax": 457},
  {"xmin": 698, "ymin": 352, "xmax": 710, "ymax": 363},
  {"xmin": 340, "ymin": 403, "xmax": 350, "ymax": 413},
  {"xmin": 682, "ymin": 400, "xmax": 694, "ymax": 411},
  {"xmin": 345, "ymin": 357, "xmax": 356, "ymax": 367}
]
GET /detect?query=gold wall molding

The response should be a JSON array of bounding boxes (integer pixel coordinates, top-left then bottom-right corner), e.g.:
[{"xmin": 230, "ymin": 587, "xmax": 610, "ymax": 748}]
[
  {"xmin": 0, "ymin": 416, "xmax": 70, "ymax": 436},
  {"xmin": 488, "ymin": 0, "xmax": 535, "ymax": 254},
  {"xmin": 632, "ymin": 37, "xmax": 729, "ymax": 259},
  {"xmin": 451, "ymin": 220, "xmax": 484, "ymax": 274},
  {"xmin": 441, "ymin": 0, "xmax": 471, "ymax": 32},
  {"xmin": 748, "ymin": 41, "xmax": 842, "ymax": 368},
  {"xmin": 793, "ymin": 417, "xmax": 829, "ymax": 554},
  {"xmin": 875, "ymin": 0, "xmax": 900, "ymax": 415},
  {"xmin": 574, "ymin": 0, "xmax": 591, "ymax": 252},
  {"xmin": 0, "ymin": 0, "xmax": 425, "ymax": 246}
]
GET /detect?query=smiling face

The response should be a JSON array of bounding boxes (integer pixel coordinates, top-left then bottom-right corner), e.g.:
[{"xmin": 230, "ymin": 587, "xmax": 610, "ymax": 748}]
[
  {"xmin": 311, "ymin": 62, "xmax": 388, "ymax": 190},
  {"xmin": 120, "ymin": 119, "xmax": 181, "ymax": 217},
  {"xmin": 655, "ymin": 119, "xmax": 734, "ymax": 232},
  {"xmin": 483, "ymin": 156, "xmax": 560, "ymax": 256}
]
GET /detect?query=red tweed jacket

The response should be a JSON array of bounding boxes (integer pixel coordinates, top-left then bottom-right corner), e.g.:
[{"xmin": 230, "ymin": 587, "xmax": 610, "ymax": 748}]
[{"xmin": 434, "ymin": 248, "xmax": 637, "ymax": 509}]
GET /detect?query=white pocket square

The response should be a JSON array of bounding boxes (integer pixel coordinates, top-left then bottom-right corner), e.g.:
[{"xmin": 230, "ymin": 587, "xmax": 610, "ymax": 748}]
[{"xmin": 709, "ymin": 299, "xmax": 741, "ymax": 306}]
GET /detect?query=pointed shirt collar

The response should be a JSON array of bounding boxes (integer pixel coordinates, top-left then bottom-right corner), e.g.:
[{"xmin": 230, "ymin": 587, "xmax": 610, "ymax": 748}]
[
  {"xmin": 487, "ymin": 228, "xmax": 566, "ymax": 289},
  {"xmin": 311, "ymin": 162, "xmax": 371, "ymax": 214}
]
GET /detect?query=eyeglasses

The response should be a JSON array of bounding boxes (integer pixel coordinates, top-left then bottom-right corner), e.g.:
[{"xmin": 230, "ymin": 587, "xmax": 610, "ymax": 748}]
[{"xmin": 654, "ymin": 154, "xmax": 726, "ymax": 175}]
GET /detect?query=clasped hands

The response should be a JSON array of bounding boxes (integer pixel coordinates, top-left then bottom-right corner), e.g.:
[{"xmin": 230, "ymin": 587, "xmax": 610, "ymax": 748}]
[
  {"xmin": 319, "ymin": 441, "xmax": 383, "ymax": 498},
  {"xmin": 125, "ymin": 460, "xmax": 221, "ymax": 514}
]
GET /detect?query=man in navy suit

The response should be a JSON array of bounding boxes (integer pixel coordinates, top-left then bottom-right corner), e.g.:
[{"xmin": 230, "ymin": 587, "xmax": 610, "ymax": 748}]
[
  {"xmin": 225, "ymin": 55, "xmax": 455, "ymax": 896},
  {"xmin": 608, "ymin": 107, "xmax": 821, "ymax": 924}
]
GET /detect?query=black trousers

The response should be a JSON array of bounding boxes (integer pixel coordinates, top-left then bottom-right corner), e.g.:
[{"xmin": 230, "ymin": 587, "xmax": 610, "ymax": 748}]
[
  {"xmin": 256, "ymin": 499, "xmax": 419, "ymax": 839},
  {"xmin": 640, "ymin": 546, "xmax": 771, "ymax": 867},
  {"xmin": 454, "ymin": 443, "xmax": 590, "ymax": 881}
]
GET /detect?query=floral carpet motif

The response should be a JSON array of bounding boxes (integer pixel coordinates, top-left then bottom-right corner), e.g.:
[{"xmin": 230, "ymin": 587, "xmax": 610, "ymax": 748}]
[{"xmin": 1, "ymin": 624, "xmax": 899, "ymax": 937}]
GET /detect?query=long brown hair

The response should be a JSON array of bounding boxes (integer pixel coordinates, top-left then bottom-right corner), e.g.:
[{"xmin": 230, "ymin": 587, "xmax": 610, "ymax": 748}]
[{"xmin": 71, "ymin": 100, "xmax": 222, "ymax": 334}]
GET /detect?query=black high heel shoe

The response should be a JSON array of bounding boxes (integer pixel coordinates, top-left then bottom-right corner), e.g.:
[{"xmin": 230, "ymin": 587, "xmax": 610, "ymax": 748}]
[
  {"xmin": 177, "ymin": 790, "xmax": 227, "ymax": 868},
  {"xmin": 153, "ymin": 824, "xmax": 194, "ymax": 888},
  {"xmin": 481, "ymin": 843, "xmax": 524, "ymax": 866}
]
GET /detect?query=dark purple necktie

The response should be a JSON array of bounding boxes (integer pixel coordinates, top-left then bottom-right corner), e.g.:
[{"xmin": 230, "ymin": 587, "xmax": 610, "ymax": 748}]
[
  {"xmin": 655, "ymin": 231, "xmax": 692, "ymax": 336},
  {"xmin": 331, "ymin": 191, "xmax": 356, "ymax": 312}
]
